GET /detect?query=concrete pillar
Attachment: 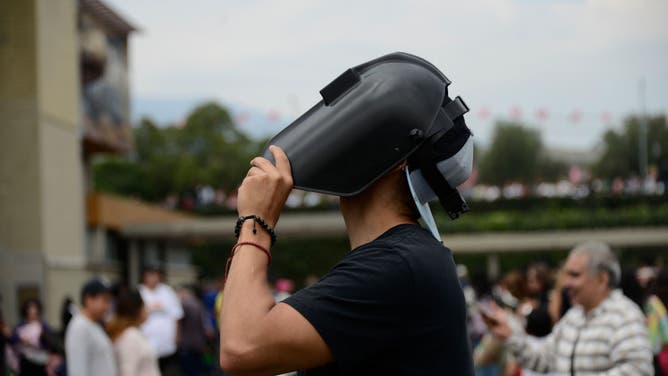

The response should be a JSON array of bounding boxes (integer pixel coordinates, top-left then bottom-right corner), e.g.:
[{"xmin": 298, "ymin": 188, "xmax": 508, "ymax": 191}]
[
  {"xmin": 90, "ymin": 227, "xmax": 107, "ymax": 264},
  {"xmin": 128, "ymin": 240, "xmax": 141, "ymax": 287},
  {"xmin": 487, "ymin": 254, "xmax": 500, "ymax": 282},
  {"xmin": 0, "ymin": 0, "xmax": 84, "ymax": 325}
]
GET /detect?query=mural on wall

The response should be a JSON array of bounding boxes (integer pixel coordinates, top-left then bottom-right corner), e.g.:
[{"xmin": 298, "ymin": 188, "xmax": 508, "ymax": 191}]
[{"xmin": 79, "ymin": 13, "xmax": 133, "ymax": 154}]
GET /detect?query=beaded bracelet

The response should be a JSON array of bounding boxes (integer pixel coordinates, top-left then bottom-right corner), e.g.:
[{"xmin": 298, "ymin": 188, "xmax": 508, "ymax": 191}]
[{"xmin": 234, "ymin": 215, "xmax": 277, "ymax": 245}]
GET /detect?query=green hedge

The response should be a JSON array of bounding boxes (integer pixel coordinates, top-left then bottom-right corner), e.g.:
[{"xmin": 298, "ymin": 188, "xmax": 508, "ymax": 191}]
[
  {"xmin": 460, "ymin": 194, "xmax": 667, "ymax": 213},
  {"xmin": 192, "ymin": 198, "xmax": 668, "ymax": 282},
  {"xmin": 435, "ymin": 202, "xmax": 668, "ymax": 233},
  {"xmin": 195, "ymin": 194, "xmax": 667, "ymax": 220}
]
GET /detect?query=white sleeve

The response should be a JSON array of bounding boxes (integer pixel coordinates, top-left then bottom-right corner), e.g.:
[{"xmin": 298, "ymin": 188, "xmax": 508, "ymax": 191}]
[
  {"xmin": 505, "ymin": 315, "xmax": 558, "ymax": 373},
  {"xmin": 65, "ymin": 323, "xmax": 90, "ymax": 376},
  {"xmin": 165, "ymin": 286, "xmax": 184, "ymax": 320}
]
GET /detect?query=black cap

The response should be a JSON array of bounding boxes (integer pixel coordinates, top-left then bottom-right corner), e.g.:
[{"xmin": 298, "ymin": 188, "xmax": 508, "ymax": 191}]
[{"xmin": 80, "ymin": 278, "xmax": 111, "ymax": 304}]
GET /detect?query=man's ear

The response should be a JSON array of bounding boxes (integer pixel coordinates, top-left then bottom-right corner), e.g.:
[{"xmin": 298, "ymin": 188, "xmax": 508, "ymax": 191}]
[{"xmin": 598, "ymin": 270, "xmax": 609, "ymax": 289}]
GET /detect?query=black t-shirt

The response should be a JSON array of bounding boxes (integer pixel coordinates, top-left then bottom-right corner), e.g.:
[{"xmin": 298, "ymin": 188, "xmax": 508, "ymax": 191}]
[{"xmin": 284, "ymin": 223, "xmax": 474, "ymax": 375}]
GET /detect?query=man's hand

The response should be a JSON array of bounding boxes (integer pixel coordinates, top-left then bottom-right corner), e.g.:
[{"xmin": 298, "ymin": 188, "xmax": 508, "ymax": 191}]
[
  {"xmin": 480, "ymin": 303, "xmax": 513, "ymax": 340},
  {"xmin": 237, "ymin": 145, "xmax": 293, "ymax": 228}
]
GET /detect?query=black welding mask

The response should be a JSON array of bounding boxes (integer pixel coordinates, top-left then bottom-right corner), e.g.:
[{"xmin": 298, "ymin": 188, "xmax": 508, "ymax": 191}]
[{"xmin": 263, "ymin": 52, "xmax": 473, "ymax": 239}]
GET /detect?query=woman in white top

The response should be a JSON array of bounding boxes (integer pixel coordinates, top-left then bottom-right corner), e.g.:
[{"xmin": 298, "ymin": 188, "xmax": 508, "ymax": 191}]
[{"xmin": 107, "ymin": 290, "xmax": 161, "ymax": 376}]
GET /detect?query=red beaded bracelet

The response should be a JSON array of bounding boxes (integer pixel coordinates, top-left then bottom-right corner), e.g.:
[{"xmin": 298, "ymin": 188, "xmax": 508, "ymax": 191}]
[{"xmin": 224, "ymin": 241, "xmax": 272, "ymax": 281}]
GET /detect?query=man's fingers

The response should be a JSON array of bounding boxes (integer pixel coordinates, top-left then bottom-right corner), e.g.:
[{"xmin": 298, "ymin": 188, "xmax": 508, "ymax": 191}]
[
  {"xmin": 250, "ymin": 157, "xmax": 279, "ymax": 176},
  {"xmin": 246, "ymin": 166, "xmax": 263, "ymax": 177},
  {"xmin": 269, "ymin": 145, "xmax": 293, "ymax": 183},
  {"xmin": 480, "ymin": 310, "xmax": 498, "ymax": 327}
]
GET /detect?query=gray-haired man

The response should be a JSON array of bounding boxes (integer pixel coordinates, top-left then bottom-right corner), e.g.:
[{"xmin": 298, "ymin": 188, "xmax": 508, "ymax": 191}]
[{"xmin": 484, "ymin": 241, "xmax": 653, "ymax": 375}]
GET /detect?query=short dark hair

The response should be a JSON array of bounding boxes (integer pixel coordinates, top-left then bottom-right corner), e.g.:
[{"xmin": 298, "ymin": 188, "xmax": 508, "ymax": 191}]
[
  {"xmin": 142, "ymin": 262, "xmax": 161, "ymax": 274},
  {"xmin": 141, "ymin": 263, "xmax": 163, "ymax": 280},
  {"xmin": 20, "ymin": 298, "xmax": 42, "ymax": 319},
  {"xmin": 80, "ymin": 278, "xmax": 112, "ymax": 306}
]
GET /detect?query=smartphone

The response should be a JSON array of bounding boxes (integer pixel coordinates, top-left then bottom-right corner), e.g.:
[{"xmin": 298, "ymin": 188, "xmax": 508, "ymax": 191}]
[{"xmin": 478, "ymin": 302, "xmax": 498, "ymax": 325}]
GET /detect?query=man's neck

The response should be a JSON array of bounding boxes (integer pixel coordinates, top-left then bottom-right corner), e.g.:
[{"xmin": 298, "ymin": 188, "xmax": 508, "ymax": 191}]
[
  {"xmin": 80, "ymin": 308, "xmax": 99, "ymax": 323},
  {"xmin": 583, "ymin": 289, "xmax": 612, "ymax": 315},
  {"xmin": 340, "ymin": 195, "xmax": 416, "ymax": 250}
]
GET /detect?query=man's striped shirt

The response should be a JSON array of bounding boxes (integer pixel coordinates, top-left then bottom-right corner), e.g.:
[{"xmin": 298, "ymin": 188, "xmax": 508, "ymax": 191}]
[{"xmin": 506, "ymin": 290, "xmax": 653, "ymax": 376}]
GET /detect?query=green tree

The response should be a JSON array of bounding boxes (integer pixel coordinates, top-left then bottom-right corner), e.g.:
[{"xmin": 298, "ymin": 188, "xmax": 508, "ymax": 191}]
[
  {"xmin": 92, "ymin": 156, "xmax": 151, "ymax": 198},
  {"xmin": 593, "ymin": 115, "xmax": 668, "ymax": 179},
  {"xmin": 478, "ymin": 122, "xmax": 563, "ymax": 185},
  {"xmin": 93, "ymin": 101, "xmax": 259, "ymax": 201},
  {"xmin": 134, "ymin": 118, "xmax": 166, "ymax": 162},
  {"xmin": 178, "ymin": 102, "xmax": 256, "ymax": 191}
]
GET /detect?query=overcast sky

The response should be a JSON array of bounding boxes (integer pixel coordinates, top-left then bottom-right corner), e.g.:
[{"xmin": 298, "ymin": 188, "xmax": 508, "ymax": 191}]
[{"xmin": 106, "ymin": 0, "xmax": 668, "ymax": 148}]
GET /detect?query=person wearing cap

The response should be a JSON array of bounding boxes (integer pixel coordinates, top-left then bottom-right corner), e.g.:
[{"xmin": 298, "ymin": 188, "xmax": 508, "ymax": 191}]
[
  {"xmin": 482, "ymin": 242, "xmax": 653, "ymax": 375},
  {"xmin": 219, "ymin": 53, "xmax": 475, "ymax": 375},
  {"xmin": 65, "ymin": 278, "xmax": 117, "ymax": 376}
]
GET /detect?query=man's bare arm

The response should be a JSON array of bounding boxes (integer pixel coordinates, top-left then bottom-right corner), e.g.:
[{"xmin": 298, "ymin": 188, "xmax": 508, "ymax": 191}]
[{"xmin": 219, "ymin": 146, "xmax": 333, "ymax": 375}]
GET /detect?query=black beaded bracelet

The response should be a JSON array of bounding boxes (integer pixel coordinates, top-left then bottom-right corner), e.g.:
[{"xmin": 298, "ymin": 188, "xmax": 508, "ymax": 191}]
[{"xmin": 234, "ymin": 215, "xmax": 277, "ymax": 245}]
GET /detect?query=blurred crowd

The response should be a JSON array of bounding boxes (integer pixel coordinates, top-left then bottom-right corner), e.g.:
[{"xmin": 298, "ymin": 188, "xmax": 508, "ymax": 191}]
[
  {"xmin": 467, "ymin": 171, "xmax": 665, "ymax": 202},
  {"xmin": 162, "ymin": 186, "xmax": 340, "ymax": 213},
  {"xmin": 0, "ymin": 265, "xmax": 300, "ymax": 376},
  {"xmin": 2, "ymin": 244, "xmax": 667, "ymax": 376},
  {"xmin": 164, "ymin": 171, "xmax": 666, "ymax": 214},
  {"xmin": 461, "ymin": 244, "xmax": 668, "ymax": 376}
]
